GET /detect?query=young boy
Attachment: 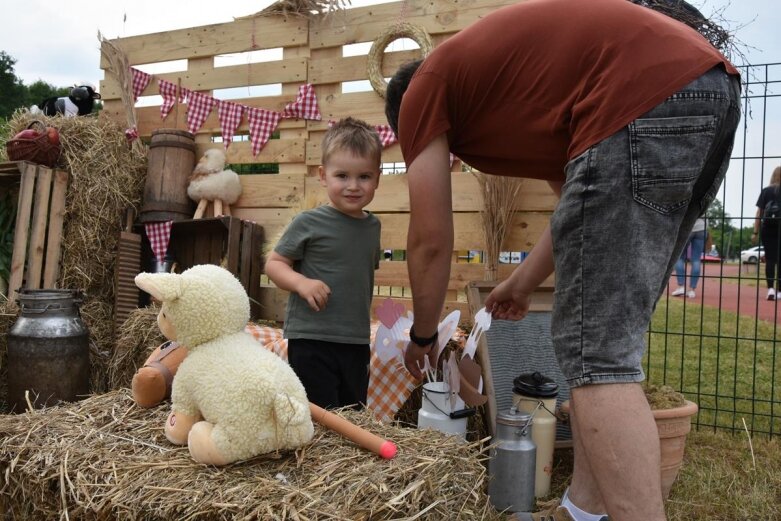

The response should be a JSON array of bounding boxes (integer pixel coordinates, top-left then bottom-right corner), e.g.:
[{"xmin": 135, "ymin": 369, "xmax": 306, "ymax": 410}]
[{"xmin": 264, "ymin": 117, "xmax": 382, "ymax": 409}]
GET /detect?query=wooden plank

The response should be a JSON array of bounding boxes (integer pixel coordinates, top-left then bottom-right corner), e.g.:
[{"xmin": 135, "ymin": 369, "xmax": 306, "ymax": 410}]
[
  {"xmin": 100, "ymin": 16, "xmax": 308, "ymax": 68},
  {"xmin": 196, "ymin": 139, "xmax": 305, "ymax": 165},
  {"xmin": 101, "ymin": 58, "xmax": 309, "ymax": 100},
  {"xmin": 375, "ymin": 211, "xmax": 549, "ymax": 251},
  {"xmin": 225, "ymin": 217, "xmax": 242, "ymax": 275},
  {"xmin": 303, "ymin": 173, "xmax": 557, "ymax": 213},
  {"xmin": 306, "ymin": 91, "xmax": 387, "ymax": 132},
  {"xmin": 42, "ymin": 169, "xmax": 68, "ymax": 287},
  {"xmin": 240, "ymin": 220, "xmax": 254, "ymax": 290},
  {"xmin": 249, "ymin": 222, "xmax": 265, "ymax": 319},
  {"xmin": 235, "ymin": 174, "xmax": 306, "ymax": 208},
  {"xmin": 8, "ymin": 163, "xmax": 37, "ymax": 301},
  {"xmin": 114, "ymin": 231, "xmax": 143, "ymax": 331},
  {"xmin": 309, "ymin": 0, "xmax": 517, "ymax": 48},
  {"xmin": 25, "ymin": 167, "xmax": 53, "ymax": 290},
  {"xmin": 256, "ymin": 285, "xmax": 468, "ymax": 322},
  {"xmin": 308, "ymin": 48, "xmax": 423, "ymax": 85}
]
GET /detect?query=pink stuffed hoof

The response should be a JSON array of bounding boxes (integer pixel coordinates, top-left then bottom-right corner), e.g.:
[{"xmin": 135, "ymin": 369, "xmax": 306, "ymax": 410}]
[{"xmin": 188, "ymin": 421, "xmax": 229, "ymax": 465}]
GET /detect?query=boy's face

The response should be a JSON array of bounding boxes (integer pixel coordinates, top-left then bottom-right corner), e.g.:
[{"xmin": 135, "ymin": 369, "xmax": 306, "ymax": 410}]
[{"xmin": 319, "ymin": 149, "xmax": 380, "ymax": 218}]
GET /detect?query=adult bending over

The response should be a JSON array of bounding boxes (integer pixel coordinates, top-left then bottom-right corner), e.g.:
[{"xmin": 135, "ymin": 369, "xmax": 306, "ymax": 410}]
[{"xmin": 385, "ymin": 1, "xmax": 740, "ymax": 520}]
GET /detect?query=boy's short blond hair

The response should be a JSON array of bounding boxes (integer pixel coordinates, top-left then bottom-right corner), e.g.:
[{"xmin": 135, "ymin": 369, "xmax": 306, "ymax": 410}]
[{"xmin": 321, "ymin": 117, "xmax": 382, "ymax": 169}]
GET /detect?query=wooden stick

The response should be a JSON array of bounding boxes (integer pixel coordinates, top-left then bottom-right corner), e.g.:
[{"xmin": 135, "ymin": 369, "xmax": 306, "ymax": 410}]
[
  {"xmin": 309, "ymin": 403, "xmax": 397, "ymax": 459},
  {"xmin": 193, "ymin": 199, "xmax": 208, "ymax": 219},
  {"xmin": 214, "ymin": 199, "xmax": 223, "ymax": 217}
]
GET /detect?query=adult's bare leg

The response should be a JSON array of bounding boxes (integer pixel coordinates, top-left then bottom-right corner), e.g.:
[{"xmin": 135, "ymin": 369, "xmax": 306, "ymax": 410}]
[{"xmin": 570, "ymin": 382, "xmax": 665, "ymax": 521}]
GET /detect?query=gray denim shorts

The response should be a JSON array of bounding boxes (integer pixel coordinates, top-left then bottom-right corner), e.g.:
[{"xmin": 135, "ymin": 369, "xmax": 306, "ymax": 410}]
[{"xmin": 550, "ymin": 66, "xmax": 741, "ymax": 388}]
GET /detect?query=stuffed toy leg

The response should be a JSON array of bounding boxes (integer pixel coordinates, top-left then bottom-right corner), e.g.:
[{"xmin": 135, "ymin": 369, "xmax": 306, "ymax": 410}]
[{"xmin": 131, "ymin": 341, "xmax": 187, "ymax": 408}]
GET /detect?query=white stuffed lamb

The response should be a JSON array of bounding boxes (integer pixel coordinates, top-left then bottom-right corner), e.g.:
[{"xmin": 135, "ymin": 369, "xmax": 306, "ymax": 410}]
[
  {"xmin": 188, "ymin": 148, "xmax": 242, "ymax": 218},
  {"xmin": 134, "ymin": 264, "xmax": 314, "ymax": 465}
]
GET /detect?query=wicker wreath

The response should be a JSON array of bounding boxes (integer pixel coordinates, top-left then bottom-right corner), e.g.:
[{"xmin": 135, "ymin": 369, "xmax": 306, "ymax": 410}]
[{"xmin": 367, "ymin": 23, "xmax": 433, "ymax": 98}]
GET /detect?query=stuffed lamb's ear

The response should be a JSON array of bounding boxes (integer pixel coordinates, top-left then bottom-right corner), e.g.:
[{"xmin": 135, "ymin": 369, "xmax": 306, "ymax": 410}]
[{"xmin": 134, "ymin": 272, "xmax": 184, "ymax": 302}]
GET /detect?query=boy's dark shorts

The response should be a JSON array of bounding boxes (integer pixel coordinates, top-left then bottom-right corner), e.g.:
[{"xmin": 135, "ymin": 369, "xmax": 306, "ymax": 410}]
[{"xmin": 550, "ymin": 67, "xmax": 741, "ymax": 388}]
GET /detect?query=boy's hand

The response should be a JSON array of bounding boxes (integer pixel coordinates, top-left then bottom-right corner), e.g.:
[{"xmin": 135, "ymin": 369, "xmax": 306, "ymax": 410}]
[
  {"xmin": 484, "ymin": 278, "xmax": 531, "ymax": 321},
  {"xmin": 296, "ymin": 279, "xmax": 331, "ymax": 311}
]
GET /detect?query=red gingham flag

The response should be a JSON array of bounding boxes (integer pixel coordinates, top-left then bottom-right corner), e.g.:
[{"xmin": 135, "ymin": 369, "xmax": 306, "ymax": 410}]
[
  {"xmin": 186, "ymin": 91, "xmax": 218, "ymax": 134},
  {"xmin": 131, "ymin": 67, "xmax": 152, "ymax": 102},
  {"xmin": 125, "ymin": 126, "xmax": 139, "ymax": 143},
  {"xmin": 145, "ymin": 221, "xmax": 173, "ymax": 261},
  {"xmin": 217, "ymin": 100, "xmax": 245, "ymax": 149},
  {"xmin": 158, "ymin": 79, "xmax": 183, "ymax": 120},
  {"xmin": 281, "ymin": 84, "xmax": 321, "ymax": 121},
  {"xmin": 374, "ymin": 124, "xmax": 397, "ymax": 148},
  {"xmin": 246, "ymin": 107, "xmax": 281, "ymax": 157}
]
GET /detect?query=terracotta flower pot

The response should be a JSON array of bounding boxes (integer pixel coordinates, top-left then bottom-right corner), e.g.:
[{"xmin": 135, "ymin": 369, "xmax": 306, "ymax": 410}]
[{"xmin": 559, "ymin": 399, "xmax": 698, "ymax": 499}]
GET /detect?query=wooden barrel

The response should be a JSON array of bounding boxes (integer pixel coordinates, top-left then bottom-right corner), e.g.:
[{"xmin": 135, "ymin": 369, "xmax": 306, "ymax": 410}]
[{"xmin": 140, "ymin": 129, "xmax": 196, "ymax": 223}]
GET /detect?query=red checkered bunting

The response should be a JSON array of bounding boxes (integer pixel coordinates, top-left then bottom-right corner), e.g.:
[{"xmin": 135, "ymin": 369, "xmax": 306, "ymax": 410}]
[
  {"xmin": 186, "ymin": 91, "xmax": 218, "ymax": 134},
  {"xmin": 125, "ymin": 126, "xmax": 139, "ymax": 143},
  {"xmin": 145, "ymin": 221, "xmax": 173, "ymax": 261},
  {"xmin": 374, "ymin": 124, "xmax": 398, "ymax": 147},
  {"xmin": 158, "ymin": 79, "xmax": 183, "ymax": 120},
  {"xmin": 130, "ymin": 67, "xmax": 151, "ymax": 102},
  {"xmin": 246, "ymin": 107, "xmax": 281, "ymax": 156},
  {"xmin": 281, "ymin": 84, "xmax": 321, "ymax": 121},
  {"xmin": 217, "ymin": 100, "xmax": 245, "ymax": 149}
]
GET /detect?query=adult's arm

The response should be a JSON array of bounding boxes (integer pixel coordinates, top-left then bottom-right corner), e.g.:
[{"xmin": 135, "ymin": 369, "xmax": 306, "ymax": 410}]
[
  {"xmin": 484, "ymin": 180, "xmax": 563, "ymax": 320},
  {"xmin": 753, "ymin": 207, "xmax": 761, "ymax": 245},
  {"xmin": 403, "ymin": 134, "xmax": 453, "ymax": 379}
]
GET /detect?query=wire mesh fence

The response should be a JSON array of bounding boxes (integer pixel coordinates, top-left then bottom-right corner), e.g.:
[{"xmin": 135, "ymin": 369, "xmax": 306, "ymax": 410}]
[{"xmin": 648, "ymin": 62, "xmax": 781, "ymax": 438}]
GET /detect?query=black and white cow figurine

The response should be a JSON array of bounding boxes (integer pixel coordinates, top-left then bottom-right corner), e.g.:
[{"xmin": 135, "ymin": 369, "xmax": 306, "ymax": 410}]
[{"xmin": 37, "ymin": 85, "xmax": 102, "ymax": 117}]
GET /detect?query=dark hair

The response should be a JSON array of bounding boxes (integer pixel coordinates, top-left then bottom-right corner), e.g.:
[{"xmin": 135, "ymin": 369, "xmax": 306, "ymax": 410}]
[{"xmin": 385, "ymin": 59, "xmax": 423, "ymax": 138}]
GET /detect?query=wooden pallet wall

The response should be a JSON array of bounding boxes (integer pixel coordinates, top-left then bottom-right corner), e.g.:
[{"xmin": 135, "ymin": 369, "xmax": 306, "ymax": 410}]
[{"xmin": 99, "ymin": 0, "xmax": 556, "ymax": 321}]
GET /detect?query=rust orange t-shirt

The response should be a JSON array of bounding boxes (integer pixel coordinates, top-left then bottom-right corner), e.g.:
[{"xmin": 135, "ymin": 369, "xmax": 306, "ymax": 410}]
[{"xmin": 398, "ymin": 0, "xmax": 739, "ymax": 182}]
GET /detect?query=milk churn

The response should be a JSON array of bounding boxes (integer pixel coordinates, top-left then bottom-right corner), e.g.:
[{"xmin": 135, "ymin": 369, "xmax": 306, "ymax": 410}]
[
  {"xmin": 488, "ymin": 409, "xmax": 536, "ymax": 513},
  {"xmin": 7, "ymin": 289, "xmax": 90, "ymax": 413},
  {"xmin": 513, "ymin": 371, "xmax": 559, "ymax": 497}
]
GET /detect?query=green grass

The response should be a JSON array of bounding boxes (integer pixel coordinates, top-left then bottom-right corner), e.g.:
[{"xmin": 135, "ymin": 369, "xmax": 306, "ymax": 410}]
[{"xmin": 645, "ymin": 297, "xmax": 781, "ymax": 436}]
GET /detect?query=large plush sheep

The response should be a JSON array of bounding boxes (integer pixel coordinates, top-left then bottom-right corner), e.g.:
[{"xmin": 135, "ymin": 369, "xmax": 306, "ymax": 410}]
[{"xmin": 134, "ymin": 264, "xmax": 314, "ymax": 465}]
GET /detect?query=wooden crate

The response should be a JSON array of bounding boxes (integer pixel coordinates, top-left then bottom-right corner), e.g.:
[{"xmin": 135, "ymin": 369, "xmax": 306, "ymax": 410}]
[
  {"xmin": 135, "ymin": 217, "xmax": 265, "ymax": 318},
  {"xmin": 0, "ymin": 161, "xmax": 68, "ymax": 302}
]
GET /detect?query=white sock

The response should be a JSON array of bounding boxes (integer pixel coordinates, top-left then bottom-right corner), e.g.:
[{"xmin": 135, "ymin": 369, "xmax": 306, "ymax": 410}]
[{"xmin": 561, "ymin": 490, "xmax": 608, "ymax": 521}]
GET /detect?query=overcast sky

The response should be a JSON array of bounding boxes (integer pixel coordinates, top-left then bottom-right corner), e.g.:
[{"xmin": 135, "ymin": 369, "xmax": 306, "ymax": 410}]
[{"xmin": 1, "ymin": 0, "xmax": 778, "ymax": 226}]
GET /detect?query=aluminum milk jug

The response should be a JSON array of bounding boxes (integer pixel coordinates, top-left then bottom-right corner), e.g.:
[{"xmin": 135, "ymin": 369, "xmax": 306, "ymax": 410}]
[{"xmin": 488, "ymin": 409, "xmax": 536, "ymax": 513}]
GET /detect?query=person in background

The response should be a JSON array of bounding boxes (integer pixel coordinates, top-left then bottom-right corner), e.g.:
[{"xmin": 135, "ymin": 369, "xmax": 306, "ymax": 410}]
[
  {"xmin": 385, "ymin": 0, "xmax": 740, "ymax": 519},
  {"xmin": 264, "ymin": 118, "xmax": 382, "ymax": 409},
  {"xmin": 671, "ymin": 217, "xmax": 707, "ymax": 298},
  {"xmin": 753, "ymin": 165, "xmax": 781, "ymax": 301}
]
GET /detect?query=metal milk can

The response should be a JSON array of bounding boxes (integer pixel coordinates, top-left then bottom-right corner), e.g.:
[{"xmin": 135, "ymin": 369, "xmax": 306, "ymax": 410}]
[
  {"xmin": 488, "ymin": 409, "xmax": 536, "ymax": 513},
  {"xmin": 7, "ymin": 289, "xmax": 90, "ymax": 413}
]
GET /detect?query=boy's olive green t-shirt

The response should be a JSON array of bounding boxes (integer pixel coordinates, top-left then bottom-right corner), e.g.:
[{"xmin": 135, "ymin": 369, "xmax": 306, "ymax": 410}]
[{"xmin": 274, "ymin": 205, "xmax": 381, "ymax": 344}]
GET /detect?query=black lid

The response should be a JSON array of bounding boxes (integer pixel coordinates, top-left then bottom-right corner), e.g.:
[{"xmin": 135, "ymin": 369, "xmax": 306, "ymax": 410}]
[{"xmin": 513, "ymin": 372, "xmax": 559, "ymax": 398}]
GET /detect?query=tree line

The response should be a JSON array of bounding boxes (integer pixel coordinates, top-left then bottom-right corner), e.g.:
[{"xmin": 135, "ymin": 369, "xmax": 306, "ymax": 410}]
[{"xmin": 0, "ymin": 51, "xmax": 70, "ymax": 121}]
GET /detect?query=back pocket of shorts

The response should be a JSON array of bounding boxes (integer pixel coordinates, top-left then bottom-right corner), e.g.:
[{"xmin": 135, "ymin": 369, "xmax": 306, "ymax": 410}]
[{"xmin": 629, "ymin": 115, "xmax": 717, "ymax": 214}]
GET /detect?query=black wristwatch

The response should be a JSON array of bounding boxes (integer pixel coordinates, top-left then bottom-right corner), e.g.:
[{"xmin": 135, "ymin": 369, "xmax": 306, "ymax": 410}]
[{"xmin": 409, "ymin": 326, "xmax": 438, "ymax": 348}]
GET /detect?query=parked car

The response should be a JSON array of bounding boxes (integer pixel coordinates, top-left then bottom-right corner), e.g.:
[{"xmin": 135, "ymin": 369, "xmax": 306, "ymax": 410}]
[
  {"xmin": 701, "ymin": 253, "xmax": 722, "ymax": 263},
  {"xmin": 741, "ymin": 246, "xmax": 765, "ymax": 264}
]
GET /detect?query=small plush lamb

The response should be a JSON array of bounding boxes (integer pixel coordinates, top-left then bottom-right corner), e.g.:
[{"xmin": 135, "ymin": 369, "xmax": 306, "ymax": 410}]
[
  {"xmin": 134, "ymin": 264, "xmax": 314, "ymax": 465},
  {"xmin": 188, "ymin": 149, "xmax": 242, "ymax": 218}
]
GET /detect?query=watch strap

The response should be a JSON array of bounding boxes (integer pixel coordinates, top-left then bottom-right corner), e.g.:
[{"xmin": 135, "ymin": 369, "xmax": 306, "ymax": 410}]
[{"xmin": 409, "ymin": 325, "xmax": 438, "ymax": 347}]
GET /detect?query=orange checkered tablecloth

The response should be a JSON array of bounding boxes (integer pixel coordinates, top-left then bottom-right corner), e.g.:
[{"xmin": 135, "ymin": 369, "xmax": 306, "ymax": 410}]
[{"xmin": 245, "ymin": 322, "xmax": 459, "ymax": 422}]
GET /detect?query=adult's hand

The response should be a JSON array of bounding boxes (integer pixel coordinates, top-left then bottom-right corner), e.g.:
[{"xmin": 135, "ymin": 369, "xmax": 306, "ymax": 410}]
[{"xmin": 403, "ymin": 341, "xmax": 437, "ymax": 380}]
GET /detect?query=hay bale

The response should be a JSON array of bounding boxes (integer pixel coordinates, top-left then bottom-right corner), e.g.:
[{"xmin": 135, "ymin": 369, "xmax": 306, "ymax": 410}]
[
  {"xmin": 0, "ymin": 389, "xmax": 503, "ymax": 520},
  {"xmin": 1, "ymin": 113, "xmax": 147, "ymax": 394},
  {"xmin": 107, "ymin": 306, "xmax": 165, "ymax": 390}
]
